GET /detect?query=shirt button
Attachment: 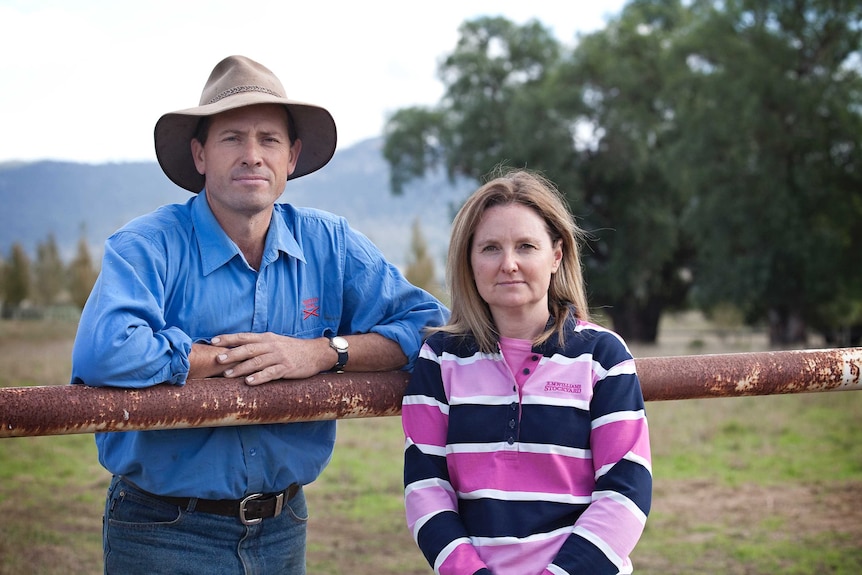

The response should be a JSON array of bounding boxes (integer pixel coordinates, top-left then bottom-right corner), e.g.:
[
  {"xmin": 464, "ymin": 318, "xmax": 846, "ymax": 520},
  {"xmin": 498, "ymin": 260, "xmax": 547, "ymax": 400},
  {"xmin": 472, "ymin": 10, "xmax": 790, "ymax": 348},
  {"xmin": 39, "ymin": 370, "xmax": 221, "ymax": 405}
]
[
  {"xmin": 508, "ymin": 419, "xmax": 516, "ymax": 429},
  {"xmin": 507, "ymin": 436, "xmax": 515, "ymax": 445},
  {"xmin": 532, "ymin": 355, "xmax": 539, "ymax": 361},
  {"xmin": 522, "ymin": 368, "xmax": 530, "ymax": 375},
  {"xmin": 510, "ymin": 403, "xmax": 517, "ymax": 410},
  {"xmin": 249, "ymin": 448, "xmax": 257, "ymax": 456}
]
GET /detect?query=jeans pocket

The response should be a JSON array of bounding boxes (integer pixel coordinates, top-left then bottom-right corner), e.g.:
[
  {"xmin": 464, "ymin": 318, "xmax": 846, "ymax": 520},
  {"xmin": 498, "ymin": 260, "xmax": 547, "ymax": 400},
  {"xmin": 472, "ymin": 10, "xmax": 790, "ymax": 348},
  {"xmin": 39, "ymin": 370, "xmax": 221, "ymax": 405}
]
[
  {"xmin": 107, "ymin": 485, "xmax": 182, "ymax": 529},
  {"xmin": 284, "ymin": 489, "xmax": 310, "ymax": 524}
]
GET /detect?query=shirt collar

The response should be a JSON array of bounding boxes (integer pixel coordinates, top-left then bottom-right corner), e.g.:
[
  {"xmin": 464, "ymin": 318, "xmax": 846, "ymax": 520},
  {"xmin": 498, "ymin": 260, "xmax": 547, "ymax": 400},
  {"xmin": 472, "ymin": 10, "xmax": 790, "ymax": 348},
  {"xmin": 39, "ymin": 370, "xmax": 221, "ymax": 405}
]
[{"xmin": 191, "ymin": 192, "xmax": 306, "ymax": 276}]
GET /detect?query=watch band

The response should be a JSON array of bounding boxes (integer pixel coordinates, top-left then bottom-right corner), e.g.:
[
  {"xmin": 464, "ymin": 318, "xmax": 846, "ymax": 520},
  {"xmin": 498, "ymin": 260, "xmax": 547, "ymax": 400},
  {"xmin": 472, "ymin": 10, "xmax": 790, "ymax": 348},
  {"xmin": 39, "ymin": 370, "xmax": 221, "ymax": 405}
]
[{"xmin": 328, "ymin": 336, "xmax": 348, "ymax": 373}]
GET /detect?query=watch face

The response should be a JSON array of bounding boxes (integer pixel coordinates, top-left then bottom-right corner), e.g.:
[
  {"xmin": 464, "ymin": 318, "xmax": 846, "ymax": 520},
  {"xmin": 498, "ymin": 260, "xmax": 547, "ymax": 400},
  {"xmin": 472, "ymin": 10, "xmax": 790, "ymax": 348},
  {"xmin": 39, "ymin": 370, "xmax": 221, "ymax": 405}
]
[{"xmin": 331, "ymin": 336, "xmax": 348, "ymax": 351}]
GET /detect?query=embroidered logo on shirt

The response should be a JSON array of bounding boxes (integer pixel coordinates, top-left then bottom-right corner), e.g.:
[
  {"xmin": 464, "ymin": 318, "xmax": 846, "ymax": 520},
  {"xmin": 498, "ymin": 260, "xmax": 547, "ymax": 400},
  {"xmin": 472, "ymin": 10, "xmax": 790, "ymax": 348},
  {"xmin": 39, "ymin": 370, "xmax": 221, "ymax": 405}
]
[
  {"xmin": 544, "ymin": 382, "xmax": 582, "ymax": 394},
  {"xmin": 302, "ymin": 298, "xmax": 320, "ymax": 320}
]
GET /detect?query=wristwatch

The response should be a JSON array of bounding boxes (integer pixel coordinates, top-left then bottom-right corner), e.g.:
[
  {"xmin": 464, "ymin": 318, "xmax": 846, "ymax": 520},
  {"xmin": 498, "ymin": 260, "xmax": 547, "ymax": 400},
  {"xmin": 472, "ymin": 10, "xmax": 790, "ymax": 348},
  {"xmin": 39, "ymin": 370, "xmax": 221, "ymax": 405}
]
[{"xmin": 328, "ymin": 335, "xmax": 349, "ymax": 373}]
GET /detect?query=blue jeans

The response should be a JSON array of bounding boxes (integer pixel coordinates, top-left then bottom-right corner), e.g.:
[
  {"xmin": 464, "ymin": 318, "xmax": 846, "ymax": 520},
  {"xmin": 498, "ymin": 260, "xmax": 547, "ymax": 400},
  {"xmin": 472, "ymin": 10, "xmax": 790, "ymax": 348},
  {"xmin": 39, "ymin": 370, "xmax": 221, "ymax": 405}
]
[{"xmin": 103, "ymin": 475, "xmax": 309, "ymax": 575}]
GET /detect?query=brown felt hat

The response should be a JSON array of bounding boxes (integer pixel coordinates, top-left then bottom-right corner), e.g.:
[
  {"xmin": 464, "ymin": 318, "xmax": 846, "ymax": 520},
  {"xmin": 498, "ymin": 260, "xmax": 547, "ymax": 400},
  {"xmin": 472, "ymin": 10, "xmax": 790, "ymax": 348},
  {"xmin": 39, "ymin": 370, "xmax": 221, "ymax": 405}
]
[{"xmin": 154, "ymin": 55, "xmax": 337, "ymax": 193}]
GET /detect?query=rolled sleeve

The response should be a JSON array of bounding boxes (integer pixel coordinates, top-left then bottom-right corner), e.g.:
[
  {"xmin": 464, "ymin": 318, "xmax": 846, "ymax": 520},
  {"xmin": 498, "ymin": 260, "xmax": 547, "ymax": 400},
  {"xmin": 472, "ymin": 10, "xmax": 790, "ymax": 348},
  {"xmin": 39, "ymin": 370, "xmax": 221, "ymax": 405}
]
[
  {"xmin": 340, "ymin": 229, "xmax": 448, "ymax": 369},
  {"xmin": 71, "ymin": 233, "xmax": 192, "ymax": 388}
]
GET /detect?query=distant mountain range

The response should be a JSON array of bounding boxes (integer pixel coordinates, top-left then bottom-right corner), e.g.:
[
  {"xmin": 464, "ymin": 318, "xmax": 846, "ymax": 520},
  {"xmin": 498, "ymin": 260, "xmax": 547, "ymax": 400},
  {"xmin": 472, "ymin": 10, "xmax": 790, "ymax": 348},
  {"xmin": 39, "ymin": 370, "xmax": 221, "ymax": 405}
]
[{"xmin": 0, "ymin": 138, "xmax": 474, "ymax": 275}]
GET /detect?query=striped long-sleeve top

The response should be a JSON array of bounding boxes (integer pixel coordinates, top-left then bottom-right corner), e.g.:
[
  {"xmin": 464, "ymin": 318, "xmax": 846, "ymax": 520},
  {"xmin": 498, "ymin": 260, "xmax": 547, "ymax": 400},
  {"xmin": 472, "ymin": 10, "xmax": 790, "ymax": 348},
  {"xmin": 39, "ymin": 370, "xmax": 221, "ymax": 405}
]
[{"xmin": 402, "ymin": 314, "xmax": 652, "ymax": 575}]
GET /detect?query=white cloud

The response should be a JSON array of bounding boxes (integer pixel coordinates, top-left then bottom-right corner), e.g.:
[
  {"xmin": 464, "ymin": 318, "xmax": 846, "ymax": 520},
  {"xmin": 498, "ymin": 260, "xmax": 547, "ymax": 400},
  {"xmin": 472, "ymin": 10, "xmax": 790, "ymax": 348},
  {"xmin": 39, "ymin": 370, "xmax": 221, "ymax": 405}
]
[{"xmin": 0, "ymin": 0, "xmax": 626, "ymax": 163}]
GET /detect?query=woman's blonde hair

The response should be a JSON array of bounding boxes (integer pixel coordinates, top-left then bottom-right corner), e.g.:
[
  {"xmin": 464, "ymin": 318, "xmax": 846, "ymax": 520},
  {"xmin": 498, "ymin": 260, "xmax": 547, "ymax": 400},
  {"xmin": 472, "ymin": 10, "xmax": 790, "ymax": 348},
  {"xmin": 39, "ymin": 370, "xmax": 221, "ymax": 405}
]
[{"xmin": 434, "ymin": 168, "xmax": 590, "ymax": 353}]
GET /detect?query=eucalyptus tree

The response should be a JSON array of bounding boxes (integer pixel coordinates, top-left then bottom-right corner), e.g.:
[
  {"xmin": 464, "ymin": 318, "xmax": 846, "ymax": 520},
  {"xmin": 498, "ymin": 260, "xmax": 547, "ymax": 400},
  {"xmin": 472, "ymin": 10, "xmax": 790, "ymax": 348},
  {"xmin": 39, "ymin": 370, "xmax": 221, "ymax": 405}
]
[
  {"xmin": 666, "ymin": 0, "xmax": 862, "ymax": 344},
  {"xmin": 383, "ymin": 12, "xmax": 691, "ymax": 342}
]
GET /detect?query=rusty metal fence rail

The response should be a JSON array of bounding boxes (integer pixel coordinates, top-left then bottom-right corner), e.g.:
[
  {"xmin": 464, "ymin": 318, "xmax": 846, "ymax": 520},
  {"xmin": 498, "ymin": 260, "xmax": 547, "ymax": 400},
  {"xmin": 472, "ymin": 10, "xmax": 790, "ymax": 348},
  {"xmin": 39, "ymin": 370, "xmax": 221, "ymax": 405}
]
[{"xmin": 2, "ymin": 347, "xmax": 861, "ymax": 438}]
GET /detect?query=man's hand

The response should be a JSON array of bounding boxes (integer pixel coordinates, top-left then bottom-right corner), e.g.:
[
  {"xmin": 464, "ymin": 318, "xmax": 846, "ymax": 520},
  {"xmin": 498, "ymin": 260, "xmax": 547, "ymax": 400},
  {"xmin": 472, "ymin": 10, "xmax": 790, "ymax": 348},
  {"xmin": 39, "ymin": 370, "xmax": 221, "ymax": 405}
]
[{"xmin": 210, "ymin": 332, "xmax": 333, "ymax": 385}]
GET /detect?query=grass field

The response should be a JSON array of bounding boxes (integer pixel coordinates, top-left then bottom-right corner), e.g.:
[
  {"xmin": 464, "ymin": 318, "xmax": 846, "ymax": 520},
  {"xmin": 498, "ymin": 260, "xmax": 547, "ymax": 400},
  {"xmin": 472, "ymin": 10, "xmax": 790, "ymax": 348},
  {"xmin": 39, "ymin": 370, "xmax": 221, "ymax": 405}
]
[{"xmin": 0, "ymin": 315, "xmax": 860, "ymax": 574}]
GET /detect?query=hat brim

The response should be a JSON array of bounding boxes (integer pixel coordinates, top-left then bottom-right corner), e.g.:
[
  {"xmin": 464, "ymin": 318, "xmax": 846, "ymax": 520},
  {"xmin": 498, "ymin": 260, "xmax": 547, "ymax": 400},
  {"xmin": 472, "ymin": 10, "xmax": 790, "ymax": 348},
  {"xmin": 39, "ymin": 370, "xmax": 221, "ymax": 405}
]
[{"xmin": 154, "ymin": 93, "xmax": 337, "ymax": 193}]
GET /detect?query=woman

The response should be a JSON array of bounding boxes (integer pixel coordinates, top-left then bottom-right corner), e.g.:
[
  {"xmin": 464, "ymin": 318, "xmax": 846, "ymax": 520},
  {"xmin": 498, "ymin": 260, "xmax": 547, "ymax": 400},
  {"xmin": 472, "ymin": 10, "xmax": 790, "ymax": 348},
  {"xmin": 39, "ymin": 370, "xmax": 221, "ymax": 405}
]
[{"xmin": 402, "ymin": 170, "xmax": 652, "ymax": 575}]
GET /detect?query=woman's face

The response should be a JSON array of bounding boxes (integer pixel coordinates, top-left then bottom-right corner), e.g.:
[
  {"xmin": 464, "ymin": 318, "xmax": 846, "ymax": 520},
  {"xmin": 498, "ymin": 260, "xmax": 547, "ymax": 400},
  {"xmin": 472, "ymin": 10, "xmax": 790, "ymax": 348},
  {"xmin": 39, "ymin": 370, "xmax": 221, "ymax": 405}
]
[{"xmin": 470, "ymin": 203, "xmax": 562, "ymax": 326}]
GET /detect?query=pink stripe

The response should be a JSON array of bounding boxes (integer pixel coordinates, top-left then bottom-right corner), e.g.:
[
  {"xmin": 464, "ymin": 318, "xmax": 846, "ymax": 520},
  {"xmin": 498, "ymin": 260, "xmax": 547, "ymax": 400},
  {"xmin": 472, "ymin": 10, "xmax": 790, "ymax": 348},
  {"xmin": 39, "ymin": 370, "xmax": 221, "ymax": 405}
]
[
  {"xmin": 575, "ymin": 496, "xmax": 646, "ymax": 558},
  {"xmin": 447, "ymin": 451, "xmax": 595, "ymax": 495},
  {"xmin": 479, "ymin": 532, "xmax": 567, "ymax": 575},
  {"xmin": 438, "ymin": 541, "xmax": 488, "ymax": 575},
  {"xmin": 591, "ymin": 419, "xmax": 651, "ymax": 469},
  {"xmin": 402, "ymin": 403, "xmax": 447, "ymax": 447},
  {"xmin": 441, "ymin": 356, "xmax": 512, "ymax": 399},
  {"xmin": 404, "ymin": 484, "xmax": 458, "ymax": 529}
]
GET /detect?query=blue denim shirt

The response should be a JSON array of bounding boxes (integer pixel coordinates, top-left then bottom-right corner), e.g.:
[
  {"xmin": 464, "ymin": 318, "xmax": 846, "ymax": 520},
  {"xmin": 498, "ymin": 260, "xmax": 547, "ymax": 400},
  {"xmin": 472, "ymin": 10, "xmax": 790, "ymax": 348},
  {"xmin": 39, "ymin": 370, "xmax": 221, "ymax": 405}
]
[{"xmin": 71, "ymin": 191, "xmax": 447, "ymax": 498}]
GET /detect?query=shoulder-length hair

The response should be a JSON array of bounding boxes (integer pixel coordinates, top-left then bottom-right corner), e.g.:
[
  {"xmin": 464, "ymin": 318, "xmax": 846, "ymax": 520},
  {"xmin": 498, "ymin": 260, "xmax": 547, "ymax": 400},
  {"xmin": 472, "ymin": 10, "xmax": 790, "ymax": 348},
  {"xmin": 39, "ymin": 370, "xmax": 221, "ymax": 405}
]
[{"xmin": 433, "ymin": 168, "xmax": 590, "ymax": 353}]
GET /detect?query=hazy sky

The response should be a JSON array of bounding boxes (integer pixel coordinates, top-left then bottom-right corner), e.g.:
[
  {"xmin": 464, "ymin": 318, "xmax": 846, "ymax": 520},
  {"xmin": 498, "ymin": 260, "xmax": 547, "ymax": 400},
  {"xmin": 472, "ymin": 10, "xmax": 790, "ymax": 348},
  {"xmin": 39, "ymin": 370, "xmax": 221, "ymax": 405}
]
[{"xmin": 1, "ymin": 0, "xmax": 627, "ymax": 164}]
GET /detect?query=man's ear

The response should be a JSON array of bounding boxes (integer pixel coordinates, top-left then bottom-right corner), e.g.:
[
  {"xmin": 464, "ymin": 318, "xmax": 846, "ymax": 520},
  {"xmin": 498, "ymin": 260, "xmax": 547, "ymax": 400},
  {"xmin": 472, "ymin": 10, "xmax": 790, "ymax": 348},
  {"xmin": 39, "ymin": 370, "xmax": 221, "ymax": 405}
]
[
  {"xmin": 191, "ymin": 139, "xmax": 206, "ymax": 176},
  {"xmin": 286, "ymin": 139, "xmax": 303, "ymax": 176}
]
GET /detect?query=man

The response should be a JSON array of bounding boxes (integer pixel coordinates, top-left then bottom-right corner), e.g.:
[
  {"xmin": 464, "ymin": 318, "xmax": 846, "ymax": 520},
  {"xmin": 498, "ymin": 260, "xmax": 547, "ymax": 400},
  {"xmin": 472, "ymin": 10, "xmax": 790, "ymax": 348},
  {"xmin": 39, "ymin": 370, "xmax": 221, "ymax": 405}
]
[{"xmin": 70, "ymin": 55, "xmax": 447, "ymax": 575}]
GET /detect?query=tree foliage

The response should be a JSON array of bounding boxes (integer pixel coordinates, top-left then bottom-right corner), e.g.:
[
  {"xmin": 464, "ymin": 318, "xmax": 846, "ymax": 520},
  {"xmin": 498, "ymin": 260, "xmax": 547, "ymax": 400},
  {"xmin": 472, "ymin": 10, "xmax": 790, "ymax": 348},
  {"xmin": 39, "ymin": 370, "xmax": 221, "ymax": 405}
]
[
  {"xmin": 2, "ymin": 243, "xmax": 31, "ymax": 316},
  {"xmin": 382, "ymin": 0, "xmax": 862, "ymax": 345},
  {"xmin": 666, "ymin": 0, "xmax": 862, "ymax": 344},
  {"xmin": 33, "ymin": 233, "xmax": 65, "ymax": 306},
  {"xmin": 68, "ymin": 234, "xmax": 98, "ymax": 311},
  {"xmin": 404, "ymin": 218, "xmax": 445, "ymax": 302}
]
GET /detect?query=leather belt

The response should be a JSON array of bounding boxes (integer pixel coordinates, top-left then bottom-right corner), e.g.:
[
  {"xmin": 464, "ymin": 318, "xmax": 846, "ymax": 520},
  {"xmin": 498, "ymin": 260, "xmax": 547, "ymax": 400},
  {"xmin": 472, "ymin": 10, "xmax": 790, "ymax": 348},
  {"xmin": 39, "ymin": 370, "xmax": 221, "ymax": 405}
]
[{"xmin": 131, "ymin": 481, "xmax": 300, "ymax": 526}]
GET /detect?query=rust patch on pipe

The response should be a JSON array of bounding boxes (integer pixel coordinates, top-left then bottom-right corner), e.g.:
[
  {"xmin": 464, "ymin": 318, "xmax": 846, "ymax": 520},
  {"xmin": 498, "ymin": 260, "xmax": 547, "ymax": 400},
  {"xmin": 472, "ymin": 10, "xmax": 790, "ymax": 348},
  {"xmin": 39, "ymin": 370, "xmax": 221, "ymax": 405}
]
[
  {"xmin": 636, "ymin": 347, "xmax": 862, "ymax": 401},
  {"xmin": 1, "ymin": 372, "xmax": 410, "ymax": 438},
  {"xmin": 2, "ymin": 348, "xmax": 861, "ymax": 438}
]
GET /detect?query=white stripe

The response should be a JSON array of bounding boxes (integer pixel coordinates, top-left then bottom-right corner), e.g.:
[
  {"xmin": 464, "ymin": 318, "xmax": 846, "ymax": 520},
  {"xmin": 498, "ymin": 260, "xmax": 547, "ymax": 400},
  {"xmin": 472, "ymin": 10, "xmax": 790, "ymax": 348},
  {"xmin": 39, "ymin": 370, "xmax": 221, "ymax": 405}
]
[
  {"xmin": 418, "ymin": 345, "xmax": 441, "ymax": 363},
  {"xmin": 594, "ymin": 451, "xmax": 652, "ymax": 480},
  {"xmin": 592, "ymin": 489, "xmax": 648, "ymax": 525},
  {"xmin": 440, "ymin": 349, "xmax": 499, "ymax": 365},
  {"xmin": 522, "ymin": 394, "xmax": 591, "ymax": 410},
  {"xmin": 542, "ymin": 352, "xmax": 593, "ymax": 366},
  {"xmin": 446, "ymin": 442, "xmax": 590, "ymax": 459},
  {"xmin": 402, "ymin": 393, "xmax": 449, "ymax": 415},
  {"xmin": 546, "ymin": 564, "xmax": 570, "ymax": 575},
  {"xmin": 413, "ymin": 442, "xmax": 447, "ymax": 457},
  {"xmin": 459, "ymin": 488, "xmax": 592, "ymax": 505},
  {"xmin": 625, "ymin": 451, "xmax": 653, "ymax": 476},
  {"xmin": 405, "ymin": 476, "xmax": 454, "ymax": 498},
  {"xmin": 468, "ymin": 524, "xmax": 573, "ymax": 547},
  {"xmin": 592, "ymin": 409, "xmax": 646, "ymax": 429},
  {"xmin": 449, "ymin": 394, "xmax": 512, "ymax": 406},
  {"xmin": 606, "ymin": 359, "xmax": 637, "ymax": 377}
]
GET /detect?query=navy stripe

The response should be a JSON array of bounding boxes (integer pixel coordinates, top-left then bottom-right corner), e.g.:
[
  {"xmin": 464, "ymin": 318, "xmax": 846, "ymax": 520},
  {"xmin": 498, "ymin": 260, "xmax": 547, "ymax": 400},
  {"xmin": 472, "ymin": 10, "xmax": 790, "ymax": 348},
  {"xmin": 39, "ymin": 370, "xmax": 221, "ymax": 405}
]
[
  {"xmin": 448, "ymin": 404, "xmax": 513, "ymax": 444},
  {"xmin": 459, "ymin": 498, "xmax": 587, "ymax": 538},
  {"xmin": 554, "ymin": 532, "xmax": 620, "ymax": 574},
  {"xmin": 404, "ymin": 443, "xmax": 449, "ymax": 486},
  {"xmin": 591, "ymin": 375, "xmax": 645, "ymax": 420},
  {"xmin": 416, "ymin": 509, "xmax": 470, "ymax": 566},
  {"xmin": 596, "ymin": 458, "xmax": 653, "ymax": 515},
  {"xmin": 520, "ymin": 404, "xmax": 591, "ymax": 448}
]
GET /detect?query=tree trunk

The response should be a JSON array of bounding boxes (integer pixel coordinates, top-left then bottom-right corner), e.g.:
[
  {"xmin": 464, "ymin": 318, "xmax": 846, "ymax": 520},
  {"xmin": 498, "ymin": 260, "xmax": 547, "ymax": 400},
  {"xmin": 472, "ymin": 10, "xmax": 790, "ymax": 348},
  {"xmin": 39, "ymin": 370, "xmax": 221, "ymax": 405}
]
[
  {"xmin": 767, "ymin": 307, "xmax": 808, "ymax": 346},
  {"xmin": 606, "ymin": 298, "xmax": 663, "ymax": 344}
]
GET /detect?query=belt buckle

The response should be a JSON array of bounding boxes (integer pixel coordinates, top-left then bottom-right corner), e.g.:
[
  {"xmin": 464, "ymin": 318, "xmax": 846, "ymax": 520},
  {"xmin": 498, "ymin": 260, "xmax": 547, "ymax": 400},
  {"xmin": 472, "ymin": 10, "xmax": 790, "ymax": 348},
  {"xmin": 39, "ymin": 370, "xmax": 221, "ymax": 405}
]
[
  {"xmin": 238, "ymin": 491, "xmax": 285, "ymax": 526},
  {"xmin": 239, "ymin": 493, "xmax": 264, "ymax": 526}
]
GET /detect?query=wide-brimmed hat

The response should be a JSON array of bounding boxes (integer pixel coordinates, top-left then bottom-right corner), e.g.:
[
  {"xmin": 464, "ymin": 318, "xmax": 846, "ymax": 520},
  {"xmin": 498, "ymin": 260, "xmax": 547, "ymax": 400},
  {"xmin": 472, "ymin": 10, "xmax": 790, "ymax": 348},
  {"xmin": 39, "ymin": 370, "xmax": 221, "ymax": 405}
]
[{"xmin": 154, "ymin": 55, "xmax": 337, "ymax": 193}]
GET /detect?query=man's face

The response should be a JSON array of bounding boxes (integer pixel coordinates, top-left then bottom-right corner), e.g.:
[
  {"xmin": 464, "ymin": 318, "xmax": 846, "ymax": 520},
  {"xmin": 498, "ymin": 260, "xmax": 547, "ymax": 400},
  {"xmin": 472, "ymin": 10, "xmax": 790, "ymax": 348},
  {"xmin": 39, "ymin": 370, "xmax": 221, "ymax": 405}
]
[{"xmin": 191, "ymin": 104, "xmax": 302, "ymax": 219}]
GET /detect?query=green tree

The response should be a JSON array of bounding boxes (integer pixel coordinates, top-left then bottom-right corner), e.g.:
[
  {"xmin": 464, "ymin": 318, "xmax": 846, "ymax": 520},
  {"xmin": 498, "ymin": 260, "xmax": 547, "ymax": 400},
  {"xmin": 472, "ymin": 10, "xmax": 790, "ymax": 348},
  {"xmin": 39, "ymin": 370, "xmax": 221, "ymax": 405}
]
[
  {"xmin": 33, "ymin": 233, "xmax": 65, "ymax": 306},
  {"xmin": 404, "ymin": 217, "xmax": 444, "ymax": 302},
  {"xmin": 383, "ymin": 12, "xmax": 691, "ymax": 342},
  {"xmin": 384, "ymin": 16, "xmax": 570, "ymax": 195},
  {"xmin": 553, "ymin": 0, "xmax": 695, "ymax": 341},
  {"xmin": 68, "ymin": 235, "xmax": 98, "ymax": 310},
  {"xmin": 665, "ymin": 0, "xmax": 862, "ymax": 344},
  {"xmin": 2, "ymin": 243, "xmax": 31, "ymax": 317}
]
